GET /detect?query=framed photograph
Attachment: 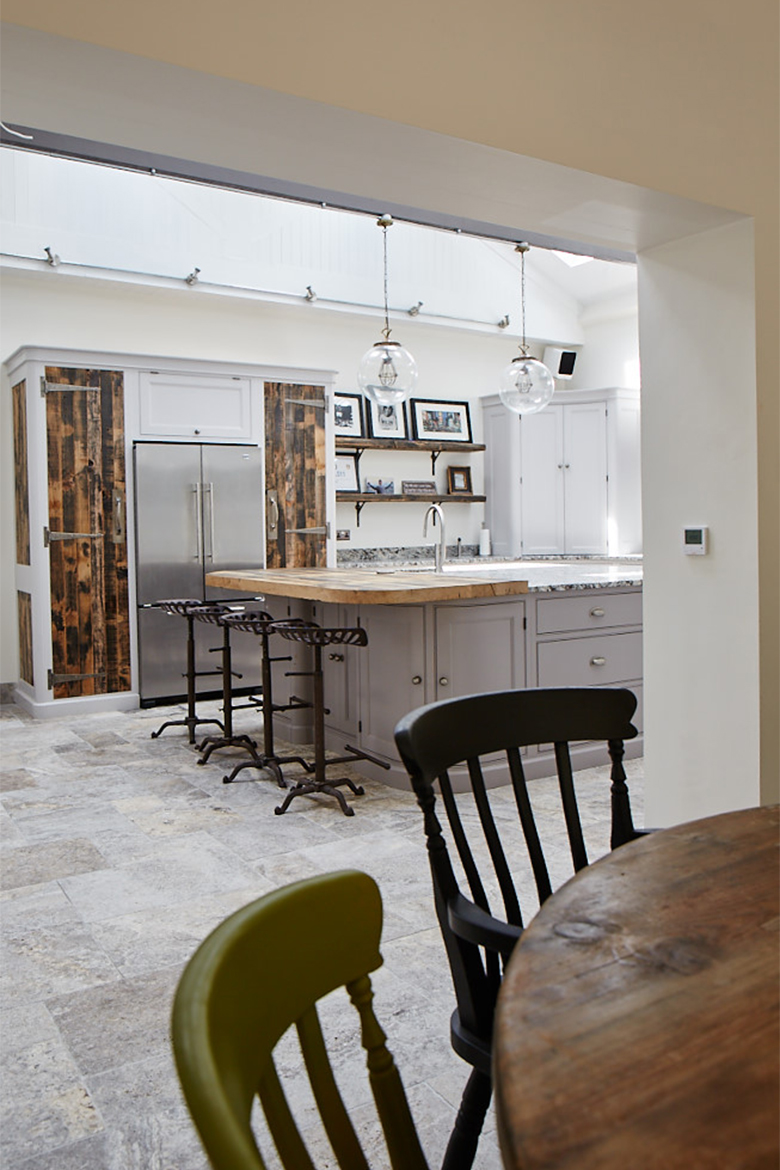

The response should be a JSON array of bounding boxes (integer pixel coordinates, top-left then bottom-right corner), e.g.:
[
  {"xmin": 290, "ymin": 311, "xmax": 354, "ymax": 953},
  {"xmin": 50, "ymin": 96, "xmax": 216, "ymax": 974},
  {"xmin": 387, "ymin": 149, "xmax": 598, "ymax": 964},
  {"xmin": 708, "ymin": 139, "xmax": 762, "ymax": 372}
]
[
  {"xmin": 334, "ymin": 454, "xmax": 360, "ymax": 492},
  {"xmin": 401, "ymin": 479, "xmax": 438, "ymax": 496},
  {"xmin": 365, "ymin": 479, "xmax": 395, "ymax": 495},
  {"xmin": 333, "ymin": 393, "xmax": 365, "ymax": 438},
  {"xmin": 365, "ymin": 398, "xmax": 408, "ymax": 440},
  {"xmin": 447, "ymin": 465, "xmax": 473, "ymax": 495},
  {"xmin": 410, "ymin": 398, "xmax": 473, "ymax": 443}
]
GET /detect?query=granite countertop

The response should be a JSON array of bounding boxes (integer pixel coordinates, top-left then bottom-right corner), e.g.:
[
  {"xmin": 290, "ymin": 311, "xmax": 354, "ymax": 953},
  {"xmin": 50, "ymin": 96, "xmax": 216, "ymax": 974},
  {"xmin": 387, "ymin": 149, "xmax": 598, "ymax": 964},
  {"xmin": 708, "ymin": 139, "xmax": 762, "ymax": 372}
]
[{"xmin": 207, "ymin": 559, "xmax": 641, "ymax": 604}]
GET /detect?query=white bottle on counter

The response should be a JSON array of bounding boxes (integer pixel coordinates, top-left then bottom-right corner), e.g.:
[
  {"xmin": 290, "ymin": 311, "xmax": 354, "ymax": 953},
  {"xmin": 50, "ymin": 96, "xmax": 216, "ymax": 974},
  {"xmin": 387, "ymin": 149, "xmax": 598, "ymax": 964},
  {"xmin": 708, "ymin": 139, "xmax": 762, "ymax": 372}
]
[{"xmin": 479, "ymin": 523, "xmax": 492, "ymax": 557}]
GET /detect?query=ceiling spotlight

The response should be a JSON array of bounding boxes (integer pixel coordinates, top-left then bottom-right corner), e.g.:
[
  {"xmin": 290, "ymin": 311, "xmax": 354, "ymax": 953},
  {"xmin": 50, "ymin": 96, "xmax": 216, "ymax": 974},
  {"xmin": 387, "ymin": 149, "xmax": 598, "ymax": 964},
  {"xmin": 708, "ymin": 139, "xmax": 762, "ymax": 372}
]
[
  {"xmin": 497, "ymin": 315, "xmax": 510, "ymax": 329},
  {"xmin": 407, "ymin": 301, "xmax": 423, "ymax": 317},
  {"xmin": 305, "ymin": 286, "xmax": 318, "ymax": 302},
  {"xmin": 44, "ymin": 247, "xmax": 61, "ymax": 268},
  {"xmin": 185, "ymin": 267, "xmax": 200, "ymax": 286}
]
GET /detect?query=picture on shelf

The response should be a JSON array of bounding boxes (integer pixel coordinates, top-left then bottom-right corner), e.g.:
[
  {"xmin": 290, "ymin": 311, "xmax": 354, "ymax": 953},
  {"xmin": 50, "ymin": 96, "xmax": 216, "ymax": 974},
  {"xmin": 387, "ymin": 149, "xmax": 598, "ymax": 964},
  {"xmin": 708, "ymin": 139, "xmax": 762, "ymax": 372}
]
[
  {"xmin": 410, "ymin": 398, "xmax": 472, "ymax": 443},
  {"xmin": 333, "ymin": 393, "xmax": 365, "ymax": 438},
  {"xmin": 401, "ymin": 479, "xmax": 437, "ymax": 495},
  {"xmin": 365, "ymin": 479, "xmax": 395, "ymax": 495},
  {"xmin": 366, "ymin": 399, "xmax": 408, "ymax": 440},
  {"xmin": 334, "ymin": 454, "xmax": 360, "ymax": 492},
  {"xmin": 447, "ymin": 465, "xmax": 473, "ymax": 495}
]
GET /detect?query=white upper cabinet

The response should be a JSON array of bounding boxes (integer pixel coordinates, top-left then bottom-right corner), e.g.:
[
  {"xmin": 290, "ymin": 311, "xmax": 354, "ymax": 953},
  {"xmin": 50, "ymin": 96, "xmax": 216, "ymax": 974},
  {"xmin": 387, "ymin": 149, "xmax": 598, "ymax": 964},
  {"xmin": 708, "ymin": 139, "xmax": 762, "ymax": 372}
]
[{"xmin": 483, "ymin": 388, "xmax": 641, "ymax": 557}]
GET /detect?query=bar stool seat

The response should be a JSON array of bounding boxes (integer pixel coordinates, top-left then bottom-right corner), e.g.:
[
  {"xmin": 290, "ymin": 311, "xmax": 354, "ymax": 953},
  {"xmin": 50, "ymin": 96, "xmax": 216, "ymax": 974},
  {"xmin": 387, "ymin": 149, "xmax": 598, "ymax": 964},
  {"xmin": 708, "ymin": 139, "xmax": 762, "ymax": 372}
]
[
  {"xmin": 270, "ymin": 621, "xmax": 390, "ymax": 816},
  {"xmin": 149, "ymin": 599, "xmax": 225, "ymax": 743}
]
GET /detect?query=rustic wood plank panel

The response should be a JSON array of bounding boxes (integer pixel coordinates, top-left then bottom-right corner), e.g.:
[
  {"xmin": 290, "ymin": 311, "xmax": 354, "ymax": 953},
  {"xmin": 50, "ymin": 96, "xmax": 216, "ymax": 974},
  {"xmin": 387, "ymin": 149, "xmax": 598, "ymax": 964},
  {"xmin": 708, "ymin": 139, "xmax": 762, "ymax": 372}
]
[
  {"xmin": 11, "ymin": 379, "xmax": 31, "ymax": 565},
  {"xmin": 264, "ymin": 382, "xmax": 326, "ymax": 569},
  {"xmin": 17, "ymin": 591, "xmax": 33, "ymax": 685},
  {"xmin": 45, "ymin": 367, "xmax": 130, "ymax": 698}
]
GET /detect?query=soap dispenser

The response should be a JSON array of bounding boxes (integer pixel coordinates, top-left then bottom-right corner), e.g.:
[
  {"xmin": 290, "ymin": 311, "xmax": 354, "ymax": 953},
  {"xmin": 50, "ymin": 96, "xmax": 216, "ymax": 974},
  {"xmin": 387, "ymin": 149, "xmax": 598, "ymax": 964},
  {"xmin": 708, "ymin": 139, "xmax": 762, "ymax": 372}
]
[{"xmin": 479, "ymin": 522, "xmax": 492, "ymax": 557}]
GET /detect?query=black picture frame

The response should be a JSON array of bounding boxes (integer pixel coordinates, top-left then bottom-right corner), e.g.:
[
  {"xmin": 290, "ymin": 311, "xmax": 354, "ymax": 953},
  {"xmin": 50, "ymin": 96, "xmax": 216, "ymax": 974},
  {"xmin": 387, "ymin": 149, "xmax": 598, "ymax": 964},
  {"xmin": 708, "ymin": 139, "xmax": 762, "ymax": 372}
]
[
  {"xmin": 333, "ymin": 393, "xmax": 365, "ymax": 438},
  {"xmin": 410, "ymin": 398, "xmax": 473, "ymax": 443},
  {"xmin": 365, "ymin": 398, "xmax": 408, "ymax": 440}
]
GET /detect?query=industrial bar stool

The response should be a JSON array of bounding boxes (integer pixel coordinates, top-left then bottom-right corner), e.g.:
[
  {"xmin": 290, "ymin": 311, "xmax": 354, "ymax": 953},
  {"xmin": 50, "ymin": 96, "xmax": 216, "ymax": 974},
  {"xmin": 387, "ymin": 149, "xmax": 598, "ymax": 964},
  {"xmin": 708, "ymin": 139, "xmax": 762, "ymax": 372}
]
[
  {"xmin": 150, "ymin": 600, "xmax": 225, "ymax": 744},
  {"xmin": 271, "ymin": 621, "xmax": 390, "ymax": 816},
  {"xmin": 194, "ymin": 605, "xmax": 263, "ymax": 765},
  {"xmin": 218, "ymin": 612, "xmax": 313, "ymax": 787}
]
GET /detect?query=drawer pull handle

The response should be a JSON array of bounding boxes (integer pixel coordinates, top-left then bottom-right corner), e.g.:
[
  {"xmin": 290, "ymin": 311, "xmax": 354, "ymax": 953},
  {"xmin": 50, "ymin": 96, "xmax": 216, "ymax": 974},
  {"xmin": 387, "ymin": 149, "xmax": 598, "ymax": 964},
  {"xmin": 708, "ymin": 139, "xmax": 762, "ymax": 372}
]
[
  {"xmin": 411, "ymin": 675, "xmax": 422, "ymax": 685},
  {"xmin": 439, "ymin": 677, "xmax": 449, "ymax": 686},
  {"xmin": 328, "ymin": 653, "xmax": 344, "ymax": 662},
  {"xmin": 589, "ymin": 607, "xmax": 606, "ymax": 618},
  {"xmin": 590, "ymin": 656, "xmax": 607, "ymax": 667}
]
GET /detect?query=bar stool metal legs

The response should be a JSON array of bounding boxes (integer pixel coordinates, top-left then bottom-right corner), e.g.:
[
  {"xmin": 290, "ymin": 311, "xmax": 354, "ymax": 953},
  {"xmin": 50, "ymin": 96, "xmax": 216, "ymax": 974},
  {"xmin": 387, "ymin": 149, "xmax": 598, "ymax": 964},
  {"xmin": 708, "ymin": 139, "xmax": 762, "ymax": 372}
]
[
  {"xmin": 271, "ymin": 622, "xmax": 390, "ymax": 816},
  {"xmin": 149, "ymin": 600, "xmax": 225, "ymax": 744},
  {"xmin": 217, "ymin": 613, "xmax": 312, "ymax": 787},
  {"xmin": 193, "ymin": 606, "xmax": 261, "ymax": 764}
]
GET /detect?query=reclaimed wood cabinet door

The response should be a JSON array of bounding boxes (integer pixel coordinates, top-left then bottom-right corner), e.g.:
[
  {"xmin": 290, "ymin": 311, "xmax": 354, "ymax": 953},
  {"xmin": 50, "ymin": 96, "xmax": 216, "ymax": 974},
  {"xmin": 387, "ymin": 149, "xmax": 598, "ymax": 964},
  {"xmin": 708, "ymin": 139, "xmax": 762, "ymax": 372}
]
[
  {"xmin": 44, "ymin": 367, "xmax": 130, "ymax": 698},
  {"xmin": 264, "ymin": 382, "xmax": 327, "ymax": 568}
]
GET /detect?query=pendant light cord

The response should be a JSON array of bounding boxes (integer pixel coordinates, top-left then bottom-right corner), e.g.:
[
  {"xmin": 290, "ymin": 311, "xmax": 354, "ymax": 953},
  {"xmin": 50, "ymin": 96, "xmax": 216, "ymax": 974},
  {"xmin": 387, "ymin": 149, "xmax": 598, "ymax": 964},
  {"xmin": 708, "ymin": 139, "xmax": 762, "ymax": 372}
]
[{"xmin": 382, "ymin": 223, "xmax": 391, "ymax": 341}]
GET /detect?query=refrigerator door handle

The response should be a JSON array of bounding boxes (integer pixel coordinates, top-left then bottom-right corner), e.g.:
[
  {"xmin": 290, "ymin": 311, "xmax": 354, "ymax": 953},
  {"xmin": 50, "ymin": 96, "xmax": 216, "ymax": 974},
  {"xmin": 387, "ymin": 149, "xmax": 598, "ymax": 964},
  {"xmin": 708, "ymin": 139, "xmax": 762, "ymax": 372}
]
[
  {"xmin": 204, "ymin": 482, "xmax": 215, "ymax": 561},
  {"xmin": 193, "ymin": 483, "xmax": 203, "ymax": 561}
]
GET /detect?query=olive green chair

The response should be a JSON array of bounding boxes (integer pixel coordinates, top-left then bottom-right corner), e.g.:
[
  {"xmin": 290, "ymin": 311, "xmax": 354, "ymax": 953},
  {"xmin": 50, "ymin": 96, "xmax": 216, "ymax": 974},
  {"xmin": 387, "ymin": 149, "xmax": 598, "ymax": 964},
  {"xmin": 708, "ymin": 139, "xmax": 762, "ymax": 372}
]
[{"xmin": 172, "ymin": 870, "xmax": 430, "ymax": 1170}]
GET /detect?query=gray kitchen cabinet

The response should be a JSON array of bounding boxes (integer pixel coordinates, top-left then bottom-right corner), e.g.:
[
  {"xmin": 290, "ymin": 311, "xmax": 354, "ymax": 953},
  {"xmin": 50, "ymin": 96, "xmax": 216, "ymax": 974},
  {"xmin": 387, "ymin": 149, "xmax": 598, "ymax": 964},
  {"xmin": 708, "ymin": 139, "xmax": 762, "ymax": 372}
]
[
  {"xmin": 434, "ymin": 598, "xmax": 526, "ymax": 699},
  {"xmin": 315, "ymin": 601, "xmax": 361, "ymax": 740},
  {"xmin": 355, "ymin": 604, "xmax": 427, "ymax": 761}
]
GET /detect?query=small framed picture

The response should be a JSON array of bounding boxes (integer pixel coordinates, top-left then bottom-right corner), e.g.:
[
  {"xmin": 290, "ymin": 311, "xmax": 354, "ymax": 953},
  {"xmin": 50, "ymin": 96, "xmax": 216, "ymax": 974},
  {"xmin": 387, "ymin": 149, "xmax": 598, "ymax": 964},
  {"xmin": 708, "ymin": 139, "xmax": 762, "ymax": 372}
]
[
  {"xmin": 410, "ymin": 398, "xmax": 473, "ymax": 443},
  {"xmin": 365, "ymin": 398, "xmax": 408, "ymax": 440},
  {"xmin": 447, "ymin": 466, "xmax": 473, "ymax": 495},
  {"xmin": 334, "ymin": 454, "xmax": 360, "ymax": 492},
  {"xmin": 365, "ymin": 479, "xmax": 395, "ymax": 495},
  {"xmin": 402, "ymin": 479, "xmax": 438, "ymax": 496},
  {"xmin": 333, "ymin": 393, "xmax": 365, "ymax": 438}
]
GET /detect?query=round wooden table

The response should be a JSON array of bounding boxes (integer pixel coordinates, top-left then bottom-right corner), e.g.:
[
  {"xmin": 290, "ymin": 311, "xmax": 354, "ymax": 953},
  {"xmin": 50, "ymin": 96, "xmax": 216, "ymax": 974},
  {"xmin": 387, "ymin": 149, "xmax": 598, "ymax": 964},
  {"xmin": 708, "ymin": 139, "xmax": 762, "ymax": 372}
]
[{"xmin": 493, "ymin": 805, "xmax": 780, "ymax": 1170}]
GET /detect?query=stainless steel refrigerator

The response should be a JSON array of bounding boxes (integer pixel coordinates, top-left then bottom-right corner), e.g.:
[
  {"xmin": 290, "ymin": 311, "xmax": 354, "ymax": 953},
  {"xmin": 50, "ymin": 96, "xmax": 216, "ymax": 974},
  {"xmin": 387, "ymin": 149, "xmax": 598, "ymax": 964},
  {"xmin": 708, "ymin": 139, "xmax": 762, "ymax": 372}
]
[{"xmin": 134, "ymin": 442, "xmax": 265, "ymax": 703}]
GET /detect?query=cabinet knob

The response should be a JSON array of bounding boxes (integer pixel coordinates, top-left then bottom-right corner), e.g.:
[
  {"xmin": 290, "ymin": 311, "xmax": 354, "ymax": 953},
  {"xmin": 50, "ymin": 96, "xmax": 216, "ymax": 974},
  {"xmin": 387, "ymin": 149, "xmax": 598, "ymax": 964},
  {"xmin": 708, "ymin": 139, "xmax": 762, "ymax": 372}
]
[
  {"xmin": 590, "ymin": 656, "xmax": 607, "ymax": 667},
  {"xmin": 439, "ymin": 677, "xmax": 449, "ymax": 686},
  {"xmin": 328, "ymin": 652, "xmax": 344, "ymax": 662},
  {"xmin": 557, "ymin": 463, "xmax": 563, "ymax": 469},
  {"xmin": 411, "ymin": 675, "xmax": 422, "ymax": 685},
  {"xmin": 589, "ymin": 607, "xmax": 606, "ymax": 618}
]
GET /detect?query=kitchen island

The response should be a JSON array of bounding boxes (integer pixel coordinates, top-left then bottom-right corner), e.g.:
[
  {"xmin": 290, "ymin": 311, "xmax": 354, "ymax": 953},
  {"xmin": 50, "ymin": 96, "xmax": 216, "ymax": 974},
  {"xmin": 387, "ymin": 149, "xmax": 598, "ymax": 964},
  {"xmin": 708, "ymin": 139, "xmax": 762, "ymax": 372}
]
[{"xmin": 206, "ymin": 561, "xmax": 643, "ymax": 787}]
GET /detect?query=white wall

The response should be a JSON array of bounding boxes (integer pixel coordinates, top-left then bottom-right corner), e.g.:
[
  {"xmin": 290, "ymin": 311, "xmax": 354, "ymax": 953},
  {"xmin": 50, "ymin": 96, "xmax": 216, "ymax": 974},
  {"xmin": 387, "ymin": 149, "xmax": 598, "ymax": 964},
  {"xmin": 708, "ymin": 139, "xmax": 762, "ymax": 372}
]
[
  {"xmin": 639, "ymin": 218, "xmax": 759, "ymax": 824},
  {"xmin": 571, "ymin": 295, "xmax": 640, "ymax": 391}
]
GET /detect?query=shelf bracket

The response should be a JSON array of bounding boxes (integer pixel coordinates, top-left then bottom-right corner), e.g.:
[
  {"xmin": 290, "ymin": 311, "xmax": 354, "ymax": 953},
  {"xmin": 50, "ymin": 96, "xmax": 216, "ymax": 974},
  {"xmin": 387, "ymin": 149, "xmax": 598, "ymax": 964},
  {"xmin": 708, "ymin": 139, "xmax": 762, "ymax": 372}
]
[
  {"xmin": 354, "ymin": 500, "xmax": 366, "ymax": 527},
  {"xmin": 430, "ymin": 449, "xmax": 441, "ymax": 472}
]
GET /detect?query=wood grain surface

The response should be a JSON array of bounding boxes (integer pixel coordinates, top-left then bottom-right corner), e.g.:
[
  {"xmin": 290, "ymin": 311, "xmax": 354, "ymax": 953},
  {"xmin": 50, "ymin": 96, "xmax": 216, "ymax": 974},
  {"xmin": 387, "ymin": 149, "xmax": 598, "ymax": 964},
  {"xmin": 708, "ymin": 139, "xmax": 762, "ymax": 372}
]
[
  {"xmin": 206, "ymin": 566, "xmax": 529, "ymax": 604},
  {"xmin": 11, "ymin": 378, "xmax": 30, "ymax": 565},
  {"xmin": 493, "ymin": 805, "xmax": 780, "ymax": 1170}
]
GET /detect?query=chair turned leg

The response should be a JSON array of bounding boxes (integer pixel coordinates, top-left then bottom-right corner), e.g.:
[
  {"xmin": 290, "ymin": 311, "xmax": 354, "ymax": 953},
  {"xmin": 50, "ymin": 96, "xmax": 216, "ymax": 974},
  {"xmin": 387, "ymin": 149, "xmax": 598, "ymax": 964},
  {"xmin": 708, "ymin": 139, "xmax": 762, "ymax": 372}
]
[{"xmin": 441, "ymin": 1068, "xmax": 492, "ymax": 1170}]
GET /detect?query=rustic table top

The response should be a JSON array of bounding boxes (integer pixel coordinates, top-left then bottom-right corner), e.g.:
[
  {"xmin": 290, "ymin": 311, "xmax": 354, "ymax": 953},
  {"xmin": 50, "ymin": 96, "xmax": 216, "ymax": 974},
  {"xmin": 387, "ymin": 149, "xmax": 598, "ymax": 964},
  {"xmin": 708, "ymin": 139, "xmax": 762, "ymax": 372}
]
[
  {"xmin": 205, "ymin": 566, "xmax": 529, "ymax": 604},
  {"xmin": 493, "ymin": 805, "xmax": 780, "ymax": 1170}
]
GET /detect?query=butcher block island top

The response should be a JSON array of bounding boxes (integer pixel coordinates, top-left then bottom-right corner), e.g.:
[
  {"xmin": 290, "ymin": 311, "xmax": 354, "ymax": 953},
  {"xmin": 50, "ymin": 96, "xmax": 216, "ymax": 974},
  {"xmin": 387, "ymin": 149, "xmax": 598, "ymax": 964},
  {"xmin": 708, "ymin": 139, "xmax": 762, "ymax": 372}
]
[{"xmin": 205, "ymin": 566, "xmax": 529, "ymax": 604}]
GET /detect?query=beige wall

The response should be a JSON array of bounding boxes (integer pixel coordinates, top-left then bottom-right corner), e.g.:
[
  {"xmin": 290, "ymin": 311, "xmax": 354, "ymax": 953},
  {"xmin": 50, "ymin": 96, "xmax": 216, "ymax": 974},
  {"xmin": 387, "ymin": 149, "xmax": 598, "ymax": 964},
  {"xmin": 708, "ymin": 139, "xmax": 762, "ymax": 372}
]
[{"xmin": 1, "ymin": 2, "xmax": 777, "ymax": 797}]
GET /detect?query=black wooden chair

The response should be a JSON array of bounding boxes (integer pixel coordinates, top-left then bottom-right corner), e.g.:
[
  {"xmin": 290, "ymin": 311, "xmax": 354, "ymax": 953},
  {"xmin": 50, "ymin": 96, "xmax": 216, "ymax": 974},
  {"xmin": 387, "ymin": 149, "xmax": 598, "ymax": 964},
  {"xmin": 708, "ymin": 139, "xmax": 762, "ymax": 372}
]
[{"xmin": 394, "ymin": 686, "xmax": 642, "ymax": 1170}]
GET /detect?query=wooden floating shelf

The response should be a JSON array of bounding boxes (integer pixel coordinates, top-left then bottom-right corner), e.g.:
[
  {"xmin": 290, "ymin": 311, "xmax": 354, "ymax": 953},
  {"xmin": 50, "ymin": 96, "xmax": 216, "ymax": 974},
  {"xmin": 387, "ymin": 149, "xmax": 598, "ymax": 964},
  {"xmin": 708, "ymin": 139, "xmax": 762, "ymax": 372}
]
[
  {"xmin": 335, "ymin": 437, "xmax": 485, "ymax": 453},
  {"xmin": 337, "ymin": 493, "xmax": 485, "ymax": 503}
]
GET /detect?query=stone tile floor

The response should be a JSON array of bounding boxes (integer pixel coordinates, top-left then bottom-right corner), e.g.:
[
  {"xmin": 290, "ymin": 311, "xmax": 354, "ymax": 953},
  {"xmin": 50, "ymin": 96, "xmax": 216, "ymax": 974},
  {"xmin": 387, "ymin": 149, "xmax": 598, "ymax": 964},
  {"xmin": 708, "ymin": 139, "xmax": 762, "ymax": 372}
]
[{"xmin": 0, "ymin": 698, "xmax": 643, "ymax": 1169}]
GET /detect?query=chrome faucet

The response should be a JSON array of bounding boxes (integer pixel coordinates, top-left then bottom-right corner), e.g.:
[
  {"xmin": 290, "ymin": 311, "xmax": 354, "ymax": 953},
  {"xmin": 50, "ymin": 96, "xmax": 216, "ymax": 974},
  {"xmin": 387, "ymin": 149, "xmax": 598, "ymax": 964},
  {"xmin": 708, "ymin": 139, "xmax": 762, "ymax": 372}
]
[{"xmin": 423, "ymin": 503, "xmax": 447, "ymax": 572}]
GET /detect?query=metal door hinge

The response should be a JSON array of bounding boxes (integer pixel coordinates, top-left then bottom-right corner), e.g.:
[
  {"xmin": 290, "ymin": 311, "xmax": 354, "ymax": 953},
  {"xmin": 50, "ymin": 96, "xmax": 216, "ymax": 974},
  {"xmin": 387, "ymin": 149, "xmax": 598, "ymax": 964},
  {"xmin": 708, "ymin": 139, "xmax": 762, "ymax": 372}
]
[
  {"xmin": 44, "ymin": 527, "xmax": 103, "ymax": 547},
  {"xmin": 48, "ymin": 669, "xmax": 105, "ymax": 689}
]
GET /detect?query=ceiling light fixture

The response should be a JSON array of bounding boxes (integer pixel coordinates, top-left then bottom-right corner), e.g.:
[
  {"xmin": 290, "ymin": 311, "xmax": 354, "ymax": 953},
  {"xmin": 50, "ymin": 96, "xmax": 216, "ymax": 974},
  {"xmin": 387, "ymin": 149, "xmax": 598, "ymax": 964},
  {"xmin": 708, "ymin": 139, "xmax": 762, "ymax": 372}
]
[
  {"xmin": 305, "ymin": 285, "xmax": 317, "ymax": 302},
  {"xmin": 357, "ymin": 214, "xmax": 417, "ymax": 407},
  {"xmin": 499, "ymin": 243, "xmax": 555, "ymax": 415},
  {"xmin": 497, "ymin": 315, "xmax": 510, "ymax": 329},
  {"xmin": 407, "ymin": 301, "xmax": 423, "ymax": 316},
  {"xmin": 185, "ymin": 267, "xmax": 200, "ymax": 285},
  {"xmin": 44, "ymin": 246, "xmax": 61, "ymax": 268}
]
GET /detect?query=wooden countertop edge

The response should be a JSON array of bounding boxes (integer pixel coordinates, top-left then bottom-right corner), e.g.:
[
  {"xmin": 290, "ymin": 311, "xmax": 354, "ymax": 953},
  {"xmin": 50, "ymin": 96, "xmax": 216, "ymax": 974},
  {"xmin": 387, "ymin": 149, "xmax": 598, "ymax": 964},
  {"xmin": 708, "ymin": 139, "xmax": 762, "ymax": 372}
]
[{"xmin": 206, "ymin": 570, "xmax": 528, "ymax": 604}]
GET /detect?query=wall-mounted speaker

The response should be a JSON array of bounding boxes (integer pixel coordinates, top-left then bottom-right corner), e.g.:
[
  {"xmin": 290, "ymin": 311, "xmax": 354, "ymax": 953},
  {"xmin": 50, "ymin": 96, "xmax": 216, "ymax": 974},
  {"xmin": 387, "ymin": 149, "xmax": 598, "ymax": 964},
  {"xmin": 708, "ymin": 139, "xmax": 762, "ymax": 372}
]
[{"xmin": 543, "ymin": 347, "xmax": 578, "ymax": 380}]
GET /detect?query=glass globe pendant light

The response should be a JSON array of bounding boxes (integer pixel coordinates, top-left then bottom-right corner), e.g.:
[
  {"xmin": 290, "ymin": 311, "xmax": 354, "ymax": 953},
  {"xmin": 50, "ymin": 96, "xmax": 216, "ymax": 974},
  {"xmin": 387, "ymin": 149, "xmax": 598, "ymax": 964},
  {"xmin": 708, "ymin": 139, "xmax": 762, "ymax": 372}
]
[
  {"xmin": 499, "ymin": 242, "xmax": 555, "ymax": 415},
  {"xmin": 357, "ymin": 214, "xmax": 418, "ymax": 407}
]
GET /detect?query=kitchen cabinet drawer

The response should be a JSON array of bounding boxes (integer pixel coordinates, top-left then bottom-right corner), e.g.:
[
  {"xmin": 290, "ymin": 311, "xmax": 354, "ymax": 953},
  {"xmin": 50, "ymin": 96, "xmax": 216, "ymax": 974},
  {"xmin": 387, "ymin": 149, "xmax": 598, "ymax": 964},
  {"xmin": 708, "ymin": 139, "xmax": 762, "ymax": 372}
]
[
  {"xmin": 537, "ymin": 631, "xmax": 642, "ymax": 688},
  {"xmin": 537, "ymin": 590, "xmax": 642, "ymax": 634}
]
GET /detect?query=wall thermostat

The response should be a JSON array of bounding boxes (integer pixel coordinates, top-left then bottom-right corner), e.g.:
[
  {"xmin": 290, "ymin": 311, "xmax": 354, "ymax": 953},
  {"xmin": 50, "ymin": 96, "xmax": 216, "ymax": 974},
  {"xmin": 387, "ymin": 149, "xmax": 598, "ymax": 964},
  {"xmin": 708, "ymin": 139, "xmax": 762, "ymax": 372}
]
[{"xmin": 683, "ymin": 526, "xmax": 708, "ymax": 555}]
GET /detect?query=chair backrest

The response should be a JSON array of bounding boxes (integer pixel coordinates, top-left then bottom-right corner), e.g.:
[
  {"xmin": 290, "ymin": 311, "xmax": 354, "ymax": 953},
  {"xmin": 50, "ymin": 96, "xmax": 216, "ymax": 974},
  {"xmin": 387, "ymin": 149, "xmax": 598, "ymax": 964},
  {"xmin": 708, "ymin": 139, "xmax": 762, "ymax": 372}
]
[
  {"xmin": 172, "ymin": 870, "xmax": 429, "ymax": 1170},
  {"xmin": 393, "ymin": 687, "xmax": 639, "ymax": 1064}
]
